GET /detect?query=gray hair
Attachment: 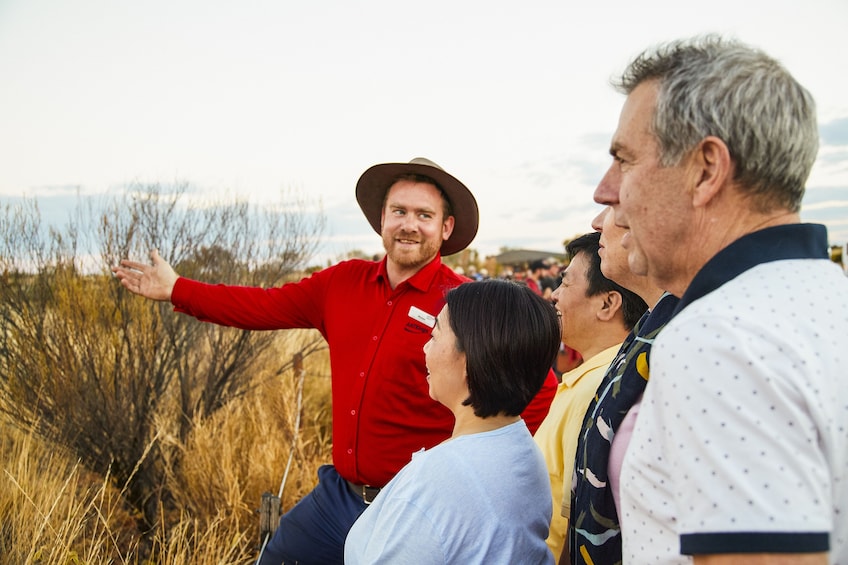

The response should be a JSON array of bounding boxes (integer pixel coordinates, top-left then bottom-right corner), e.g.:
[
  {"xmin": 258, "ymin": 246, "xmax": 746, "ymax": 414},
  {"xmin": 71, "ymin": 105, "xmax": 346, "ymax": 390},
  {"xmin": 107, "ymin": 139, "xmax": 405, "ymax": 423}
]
[{"xmin": 615, "ymin": 35, "xmax": 818, "ymax": 213}]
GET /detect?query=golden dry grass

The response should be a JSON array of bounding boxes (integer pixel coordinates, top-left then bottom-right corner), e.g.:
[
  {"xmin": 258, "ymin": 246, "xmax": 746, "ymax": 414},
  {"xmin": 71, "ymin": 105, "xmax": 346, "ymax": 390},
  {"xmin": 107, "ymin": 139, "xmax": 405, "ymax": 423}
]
[
  {"xmin": 0, "ymin": 421, "xmax": 140, "ymax": 563},
  {"xmin": 0, "ymin": 330, "xmax": 333, "ymax": 564}
]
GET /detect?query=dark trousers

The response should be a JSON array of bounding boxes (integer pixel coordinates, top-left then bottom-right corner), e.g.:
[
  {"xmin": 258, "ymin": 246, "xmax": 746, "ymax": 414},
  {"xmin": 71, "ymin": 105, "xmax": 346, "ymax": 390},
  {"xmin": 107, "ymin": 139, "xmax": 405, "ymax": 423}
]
[{"xmin": 257, "ymin": 465, "xmax": 368, "ymax": 565}]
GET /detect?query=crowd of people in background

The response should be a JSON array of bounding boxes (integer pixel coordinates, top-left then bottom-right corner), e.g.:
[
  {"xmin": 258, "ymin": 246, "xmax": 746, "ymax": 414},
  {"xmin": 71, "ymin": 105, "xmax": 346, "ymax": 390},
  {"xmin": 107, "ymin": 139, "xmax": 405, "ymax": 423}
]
[
  {"xmin": 455, "ymin": 259, "xmax": 563, "ymax": 290},
  {"xmin": 113, "ymin": 34, "xmax": 847, "ymax": 565}
]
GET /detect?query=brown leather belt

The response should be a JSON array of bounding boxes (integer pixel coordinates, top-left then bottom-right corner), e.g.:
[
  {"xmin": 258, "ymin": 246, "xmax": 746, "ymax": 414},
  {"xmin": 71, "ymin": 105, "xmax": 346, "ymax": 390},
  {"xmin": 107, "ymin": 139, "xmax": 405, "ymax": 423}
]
[{"xmin": 346, "ymin": 480, "xmax": 381, "ymax": 505}]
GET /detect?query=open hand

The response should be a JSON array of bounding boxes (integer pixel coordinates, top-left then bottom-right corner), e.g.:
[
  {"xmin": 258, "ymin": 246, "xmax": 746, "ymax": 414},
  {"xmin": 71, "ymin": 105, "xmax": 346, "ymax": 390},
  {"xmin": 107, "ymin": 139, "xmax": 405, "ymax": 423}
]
[{"xmin": 112, "ymin": 249, "xmax": 179, "ymax": 301}]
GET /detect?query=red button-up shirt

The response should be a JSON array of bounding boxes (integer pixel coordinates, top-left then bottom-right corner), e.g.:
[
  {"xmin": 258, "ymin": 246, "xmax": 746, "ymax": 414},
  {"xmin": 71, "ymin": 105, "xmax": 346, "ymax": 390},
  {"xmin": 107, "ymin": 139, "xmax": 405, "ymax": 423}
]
[{"xmin": 171, "ymin": 255, "xmax": 556, "ymax": 486}]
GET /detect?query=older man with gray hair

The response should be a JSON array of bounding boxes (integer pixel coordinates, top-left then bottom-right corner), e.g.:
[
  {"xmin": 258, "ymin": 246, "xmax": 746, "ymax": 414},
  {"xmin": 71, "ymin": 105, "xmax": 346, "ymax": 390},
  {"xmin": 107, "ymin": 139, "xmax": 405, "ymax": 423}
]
[{"xmin": 593, "ymin": 36, "xmax": 848, "ymax": 564}]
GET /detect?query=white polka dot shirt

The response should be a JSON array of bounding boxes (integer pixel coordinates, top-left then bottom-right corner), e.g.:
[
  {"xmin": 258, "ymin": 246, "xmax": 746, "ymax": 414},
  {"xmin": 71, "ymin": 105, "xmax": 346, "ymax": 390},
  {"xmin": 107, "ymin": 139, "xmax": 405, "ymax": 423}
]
[{"xmin": 620, "ymin": 225, "xmax": 848, "ymax": 564}]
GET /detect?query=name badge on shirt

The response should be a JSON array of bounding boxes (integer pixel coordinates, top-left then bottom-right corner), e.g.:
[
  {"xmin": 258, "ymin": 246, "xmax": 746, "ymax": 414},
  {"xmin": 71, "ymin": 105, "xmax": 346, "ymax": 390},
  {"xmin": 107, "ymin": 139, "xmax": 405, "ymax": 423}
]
[{"xmin": 408, "ymin": 305, "xmax": 436, "ymax": 328}]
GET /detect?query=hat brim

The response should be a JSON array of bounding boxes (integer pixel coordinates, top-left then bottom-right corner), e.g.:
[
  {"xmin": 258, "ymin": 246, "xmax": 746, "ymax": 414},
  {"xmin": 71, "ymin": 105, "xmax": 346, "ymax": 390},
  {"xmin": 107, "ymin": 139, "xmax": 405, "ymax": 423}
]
[{"xmin": 355, "ymin": 159, "xmax": 479, "ymax": 256}]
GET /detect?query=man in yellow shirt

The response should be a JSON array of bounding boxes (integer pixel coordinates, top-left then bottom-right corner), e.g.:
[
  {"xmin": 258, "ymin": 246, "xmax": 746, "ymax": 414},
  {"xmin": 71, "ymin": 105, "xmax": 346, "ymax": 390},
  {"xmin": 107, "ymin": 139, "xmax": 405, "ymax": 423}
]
[{"xmin": 533, "ymin": 231, "xmax": 647, "ymax": 561}]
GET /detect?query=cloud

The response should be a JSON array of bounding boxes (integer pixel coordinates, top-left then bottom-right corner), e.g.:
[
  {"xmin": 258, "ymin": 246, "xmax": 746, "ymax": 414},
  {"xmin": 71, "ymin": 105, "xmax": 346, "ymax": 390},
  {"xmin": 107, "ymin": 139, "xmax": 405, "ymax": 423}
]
[
  {"xmin": 816, "ymin": 148, "xmax": 848, "ymax": 167},
  {"xmin": 820, "ymin": 117, "xmax": 848, "ymax": 146},
  {"xmin": 1, "ymin": 191, "xmax": 87, "ymax": 230},
  {"xmin": 804, "ymin": 184, "xmax": 848, "ymax": 203},
  {"xmin": 800, "ymin": 183, "xmax": 848, "ymax": 245},
  {"xmin": 802, "ymin": 198, "xmax": 848, "ymax": 212}
]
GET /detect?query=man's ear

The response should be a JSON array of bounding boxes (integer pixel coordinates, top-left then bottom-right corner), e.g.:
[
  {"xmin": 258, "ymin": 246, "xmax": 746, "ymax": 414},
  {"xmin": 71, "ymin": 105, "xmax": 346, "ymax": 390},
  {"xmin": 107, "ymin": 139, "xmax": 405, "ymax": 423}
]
[
  {"xmin": 442, "ymin": 215, "xmax": 455, "ymax": 242},
  {"xmin": 692, "ymin": 136, "xmax": 733, "ymax": 208},
  {"xmin": 597, "ymin": 291, "xmax": 623, "ymax": 322}
]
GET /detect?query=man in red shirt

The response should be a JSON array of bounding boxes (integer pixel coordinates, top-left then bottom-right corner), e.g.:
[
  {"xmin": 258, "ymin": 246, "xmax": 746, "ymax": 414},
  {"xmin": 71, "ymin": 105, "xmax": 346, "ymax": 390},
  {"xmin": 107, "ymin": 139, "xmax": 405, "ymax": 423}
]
[
  {"xmin": 525, "ymin": 259, "xmax": 549, "ymax": 297},
  {"xmin": 113, "ymin": 157, "xmax": 557, "ymax": 565}
]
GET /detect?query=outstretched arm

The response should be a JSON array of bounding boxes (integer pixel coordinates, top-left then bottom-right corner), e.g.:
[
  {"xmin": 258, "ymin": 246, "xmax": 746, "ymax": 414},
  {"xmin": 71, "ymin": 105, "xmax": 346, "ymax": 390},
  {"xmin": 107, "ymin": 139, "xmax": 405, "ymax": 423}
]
[{"xmin": 112, "ymin": 249, "xmax": 179, "ymax": 301}]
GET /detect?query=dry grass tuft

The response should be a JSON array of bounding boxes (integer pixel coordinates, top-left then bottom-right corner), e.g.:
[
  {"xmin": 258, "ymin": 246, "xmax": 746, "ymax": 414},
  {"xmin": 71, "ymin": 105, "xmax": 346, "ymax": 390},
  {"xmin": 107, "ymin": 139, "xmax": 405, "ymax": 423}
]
[
  {"xmin": 0, "ymin": 420, "xmax": 141, "ymax": 563},
  {"xmin": 0, "ymin": 331, "xmax": 333, "ymax": 564}
]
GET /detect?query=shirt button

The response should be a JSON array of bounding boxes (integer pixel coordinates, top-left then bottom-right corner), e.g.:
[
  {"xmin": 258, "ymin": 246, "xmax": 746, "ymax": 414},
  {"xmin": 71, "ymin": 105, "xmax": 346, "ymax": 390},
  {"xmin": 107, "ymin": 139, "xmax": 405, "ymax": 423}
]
[
  {"xmin": 372, "ymin": 336, "xmax": 378, "ymax": 341},
  {"xmin": 350, "ymin": 409, "xmax": 356, "ymax": 416},
  {"xmin": 387, "ymin": 300, "xmax": 393, "ymax": 306},
  {"xmin": 359, "ymin": 371, "xmax": 365, "ymax": 377},
  {"xmin": 347, "ymin": 448, "xmax": 353, "ymax": 455}
]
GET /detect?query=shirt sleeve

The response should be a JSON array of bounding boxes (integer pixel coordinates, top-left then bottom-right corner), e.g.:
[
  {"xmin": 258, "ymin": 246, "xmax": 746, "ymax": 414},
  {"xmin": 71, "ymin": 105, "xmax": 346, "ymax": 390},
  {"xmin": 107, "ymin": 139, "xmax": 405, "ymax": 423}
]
[{"xmin": 170, "ymin": 271, "xmax": 328, "ymax": 332}]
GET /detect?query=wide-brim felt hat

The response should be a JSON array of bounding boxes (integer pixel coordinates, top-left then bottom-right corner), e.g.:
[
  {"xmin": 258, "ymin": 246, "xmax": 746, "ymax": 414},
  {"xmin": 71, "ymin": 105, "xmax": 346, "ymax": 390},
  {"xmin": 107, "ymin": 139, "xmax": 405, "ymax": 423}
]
[{"xmin": 355, "ymin": 157, "xmax": 479, "ymax": 256}]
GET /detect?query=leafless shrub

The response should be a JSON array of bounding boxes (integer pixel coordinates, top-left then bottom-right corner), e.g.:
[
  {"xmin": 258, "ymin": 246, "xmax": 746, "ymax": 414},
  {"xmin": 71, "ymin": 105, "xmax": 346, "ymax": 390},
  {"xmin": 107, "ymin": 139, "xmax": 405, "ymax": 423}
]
[{"xmin": 0, "ymin": 183, "xmax": 326, "ymax": 532}]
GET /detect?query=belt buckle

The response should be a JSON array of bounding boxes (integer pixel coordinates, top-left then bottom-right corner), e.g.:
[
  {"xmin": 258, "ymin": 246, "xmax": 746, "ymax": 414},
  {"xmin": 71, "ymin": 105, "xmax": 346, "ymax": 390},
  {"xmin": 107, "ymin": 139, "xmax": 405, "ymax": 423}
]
[
  {"xmin": 348, "ymin": 479, "xmax": 381, "ymax": 504},
  {"xmin": 360, "ymin": 485, "xmax": 380, "ymax": 505}
]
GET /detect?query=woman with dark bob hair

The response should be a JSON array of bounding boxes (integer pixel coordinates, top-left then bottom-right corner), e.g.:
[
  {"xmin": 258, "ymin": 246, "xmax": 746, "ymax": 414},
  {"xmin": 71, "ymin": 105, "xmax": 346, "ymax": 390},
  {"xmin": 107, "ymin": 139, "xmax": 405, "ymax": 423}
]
[{"xmin": 345, "ymin": 279, "xmax": 560, "ymax": 564}]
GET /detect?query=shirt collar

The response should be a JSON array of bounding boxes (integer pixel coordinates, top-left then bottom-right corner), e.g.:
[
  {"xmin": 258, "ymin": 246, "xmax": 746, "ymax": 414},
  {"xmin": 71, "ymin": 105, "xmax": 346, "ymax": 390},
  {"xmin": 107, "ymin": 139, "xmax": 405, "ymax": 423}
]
[
  {"xmin": 674, "ymin": 223, "xmax": 829, "ymax": 316},
  {"xmin": 562, "ymin": 344, "xmax": 620, "ymax": 388},
  {"xmin": 373, "ymin": 254, "xmax": 445, "ymax": 293}
]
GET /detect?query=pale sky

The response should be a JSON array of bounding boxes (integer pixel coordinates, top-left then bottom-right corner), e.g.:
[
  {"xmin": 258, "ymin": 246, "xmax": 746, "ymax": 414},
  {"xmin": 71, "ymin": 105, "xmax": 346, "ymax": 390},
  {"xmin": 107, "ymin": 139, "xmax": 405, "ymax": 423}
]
[{"xmin": 2, "ymin": 0, "xmax": 847, "ymax": 263}]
